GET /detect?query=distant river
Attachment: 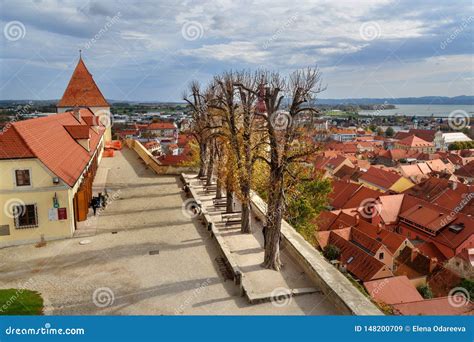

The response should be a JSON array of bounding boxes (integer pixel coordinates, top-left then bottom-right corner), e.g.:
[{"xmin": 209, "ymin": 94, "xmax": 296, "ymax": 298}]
[{"xmin": 359, "ymin": 104, "xmax": 474, "ymax": 117}]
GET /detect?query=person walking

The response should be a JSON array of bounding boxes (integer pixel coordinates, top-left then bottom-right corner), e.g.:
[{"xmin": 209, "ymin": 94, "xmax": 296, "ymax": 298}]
[{"xmin": 91, "ymin": 197, "xmax": 99, "ymax": 216}]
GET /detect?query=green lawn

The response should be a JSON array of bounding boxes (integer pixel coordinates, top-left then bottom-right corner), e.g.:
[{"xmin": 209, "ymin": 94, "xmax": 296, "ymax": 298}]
[{"xmin": 0, "ymin": 289, "xmax": 44, "ymax": 315}]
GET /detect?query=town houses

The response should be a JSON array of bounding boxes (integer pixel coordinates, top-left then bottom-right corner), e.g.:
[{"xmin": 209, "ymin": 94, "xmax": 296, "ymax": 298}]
[{"xmin": 310, "ymin": 123, "xmax": 473, "ymax": 315}]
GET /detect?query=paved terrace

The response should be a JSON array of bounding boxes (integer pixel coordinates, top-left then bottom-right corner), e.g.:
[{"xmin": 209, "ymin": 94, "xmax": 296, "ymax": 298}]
[
  {"xmin": 184, "ymin": 176, "xmax": 331, "ymax": 304},
  {"xmin": 0, "ymin": 147, "xmax": 337, "ymax": 315}
]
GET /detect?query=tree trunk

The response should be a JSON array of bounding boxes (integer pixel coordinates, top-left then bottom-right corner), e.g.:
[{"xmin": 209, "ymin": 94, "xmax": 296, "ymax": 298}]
[
  {"xmin": 216, "ymin": 177, "xmax": 222, "ymax": 199},
  {"xmin": 226, "ymin": 165, "xmax": 234, "ymax": 213},
  {"xmin": 226, "ymin": 190, "xmax": 234, "ymax": 213},
  {"xmin": 240, "ymin": 180, "xmax": 251, "ymax": 233},
  {"xmin": 206, "ymin": 143, "xmax": 214, "ymax": 186},
  {"xmin": 263, "ymin": 168, "xmax": 284, "ymax": 270},
  {"xmin": 241, "ymin": 200, "xmax": 251, "ymax": 234},
  {"xmin": 198, "ymin": 143, "xmax": 207, "ymax": 178}
]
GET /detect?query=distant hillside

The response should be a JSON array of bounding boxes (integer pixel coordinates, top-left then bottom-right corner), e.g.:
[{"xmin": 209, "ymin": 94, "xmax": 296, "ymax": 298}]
[{"xmin": 317, "ymin": 96, "xmax": 474, "ymax": 105}]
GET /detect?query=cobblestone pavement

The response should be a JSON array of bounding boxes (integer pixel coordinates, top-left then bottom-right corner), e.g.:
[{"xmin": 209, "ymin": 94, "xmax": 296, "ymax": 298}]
[{"xmin": 0, "ymin": 148, "xmax": 338, "ymax": 315}]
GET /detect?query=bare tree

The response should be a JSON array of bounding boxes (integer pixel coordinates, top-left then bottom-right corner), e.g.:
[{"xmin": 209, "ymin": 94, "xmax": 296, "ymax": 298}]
[
  {"xmin": 183, "ymin": 81, "xmax": 214, "ymax": 178},
  {"xmin": 211, "ymin": 71, "xmax": 262, "ymax": 233},
  {"xmin": 259, "ymin": 68, "xmax": 325, "ymax": 270}
]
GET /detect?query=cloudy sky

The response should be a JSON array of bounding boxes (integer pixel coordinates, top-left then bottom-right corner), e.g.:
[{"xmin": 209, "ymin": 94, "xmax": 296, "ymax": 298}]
[{"xmin": 0, "ymin": 0, "xmax": 473, "ymax": 101}]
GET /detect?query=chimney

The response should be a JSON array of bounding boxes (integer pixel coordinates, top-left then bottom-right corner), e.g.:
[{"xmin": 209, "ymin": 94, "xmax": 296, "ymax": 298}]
[
  {"xmin": 450, "ymin": 181, "xmax": 458, "ymax": 190},
  {"xmin": 429, "ymin": 257, "xmax": 438, "ymax": 273},
  {"xmin": 354, "ymin": 212, "xmax": 360, "ymax": 225},
  {"xmin": 410, "ymin": 248, "xmax": 419, "ymax": 263},
  {"xmin": 377, "ymin": 222, "xmax": 383, "ymax": 234},
  {"xmin": 73, "ymin": 106, "xmax": 81, "ymax": 122}
]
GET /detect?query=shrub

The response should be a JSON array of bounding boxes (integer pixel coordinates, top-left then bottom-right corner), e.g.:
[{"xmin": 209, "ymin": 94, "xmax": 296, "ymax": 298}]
[
  {"xmin": 417, "ymin": 284, "xmax": 433, "ymax": 299},
  {"xmin": 323, "ymin": 244, "xmax": 341, "ymax": 261}
]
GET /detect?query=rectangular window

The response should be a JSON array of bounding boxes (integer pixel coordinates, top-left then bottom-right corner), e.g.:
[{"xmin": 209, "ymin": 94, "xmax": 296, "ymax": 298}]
[
  {"xmin": 14, "ymin": 204, "xmax": 38, "ymax": 229},
  {"xmin": 378, "ymin": 252, "xmax": 384, "ymax": 260},
  {"xmin": 15, "ymin": 169, "xmax": 31, "ymax": 186}
]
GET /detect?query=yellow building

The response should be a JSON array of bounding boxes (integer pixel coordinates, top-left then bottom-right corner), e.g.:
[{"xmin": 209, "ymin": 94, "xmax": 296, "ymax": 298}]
[
  {"xmin": 0, "ymin": 57, "xmax": 108, "ymax": 247},
  {"xmin": 359, "ymin": 167, "xmax": 414, "ymax": 193}
]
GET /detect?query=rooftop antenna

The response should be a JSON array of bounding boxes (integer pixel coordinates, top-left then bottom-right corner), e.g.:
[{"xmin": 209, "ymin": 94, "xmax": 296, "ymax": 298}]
[{"xmin": 79, "ymin": 49, "xmax": 82, "ymax": 59}]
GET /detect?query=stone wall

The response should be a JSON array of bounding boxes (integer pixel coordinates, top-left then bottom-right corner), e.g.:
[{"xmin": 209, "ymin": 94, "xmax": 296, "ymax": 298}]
[
  {"xmin": 126, "ymin": 139, "xmax": 198, "ymax": 175},
  {"xmin": 250, "ymin": 190, "xmax": 382, "ymax": 315}
]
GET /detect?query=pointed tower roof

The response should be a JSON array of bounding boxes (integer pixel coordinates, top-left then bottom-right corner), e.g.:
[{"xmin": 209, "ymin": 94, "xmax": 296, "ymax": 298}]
[{"xmin": 58, "ymin": 55, "xmax": 109, "ymax": 108}]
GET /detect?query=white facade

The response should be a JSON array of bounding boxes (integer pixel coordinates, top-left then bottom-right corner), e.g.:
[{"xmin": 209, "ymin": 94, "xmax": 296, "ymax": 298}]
[{"xmin": 434, "ymin": 131, "xmax": 472, "ymax": 150}]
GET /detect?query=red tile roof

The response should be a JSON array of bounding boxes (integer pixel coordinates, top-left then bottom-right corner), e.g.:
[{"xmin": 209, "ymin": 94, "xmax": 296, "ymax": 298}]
[
  {"xmin": 394, "ymin": 129, "xmax": 436, "ymax": 143},
  {"xmin": 377, "ymin": 194, "xmax": 404, "ymax": 224},
  {"xmin": 399, "ymin": 201, "xmax": 454, "ymax": 233},
  {"xmin": 342, "ymin": 186, "xmax": 384, "ymax": 209},
  {"xmin": 356, "ymin": 223, "xmax": 408, "ymax": 254},
  {"xmin": 417, "ymin": 241, "xmax": 447, "ymax": 262},
  {"xmin": 333, "ymin": 164, "xmax": 357, "ymax": 180},
  {"xmin": 404, "ymin": 177, "xmax": 453, "ymax": 201},
  {"xmin": 64, "ymin": 125, "xmax": 90, "ymax": 139},
  {"xmin": 397, "ymin": 135, "xmax": 433, "ymax": 147},
  {"xmin": 1, "ymin": 109, "xmax": 105, "ymax": 186},
  {"xmin": 329, "ymin": 180, "xmax": 361, "ymax": 208},
  {"xmin": 392, "ymin": 297, "xmax": 474, "ymax": 315},
  {"xmin": 314, "ymin": 211, "xmax": 356, "ymax": 231},
  {"xmin": 328, "ymin": 232, "xmax": 390, "ymax": 281},
  {"xmin": 58, "ymin": 57, "xmax": 109, "ymax": 107},
  {"xmin": 360, "ymin": 167, "xmax": 402, "ymax": 190},
  {"xmin": 350, "ymin": 228, "xmax": 384, "ymax": 255},
  {"xmin": 0, "ymin": 126, "xmax": 35, "ymax": 159},
  {"xmin": 364, "ymin": 276, "xmax": 423, "ymax": 305},
  {"xmin": 147, "ymin": 122, "xmax": 177, "ymax": 130},
  {"xmin": 398, "ymin": 196, "xmax": 473, "ymax": 254},
  {"xmin": 455, "ymin": 160, "xmax": 474, "ymax": 178},
  {"xmin": 326, "ymin": 155, "xmax": 348, "ymax": 170}
]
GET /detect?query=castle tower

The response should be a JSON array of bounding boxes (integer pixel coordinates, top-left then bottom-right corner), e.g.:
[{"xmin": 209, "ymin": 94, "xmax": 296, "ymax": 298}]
[{"xmin": 57, "ymin": 53, "xmax": 112, "ymax": 141}]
